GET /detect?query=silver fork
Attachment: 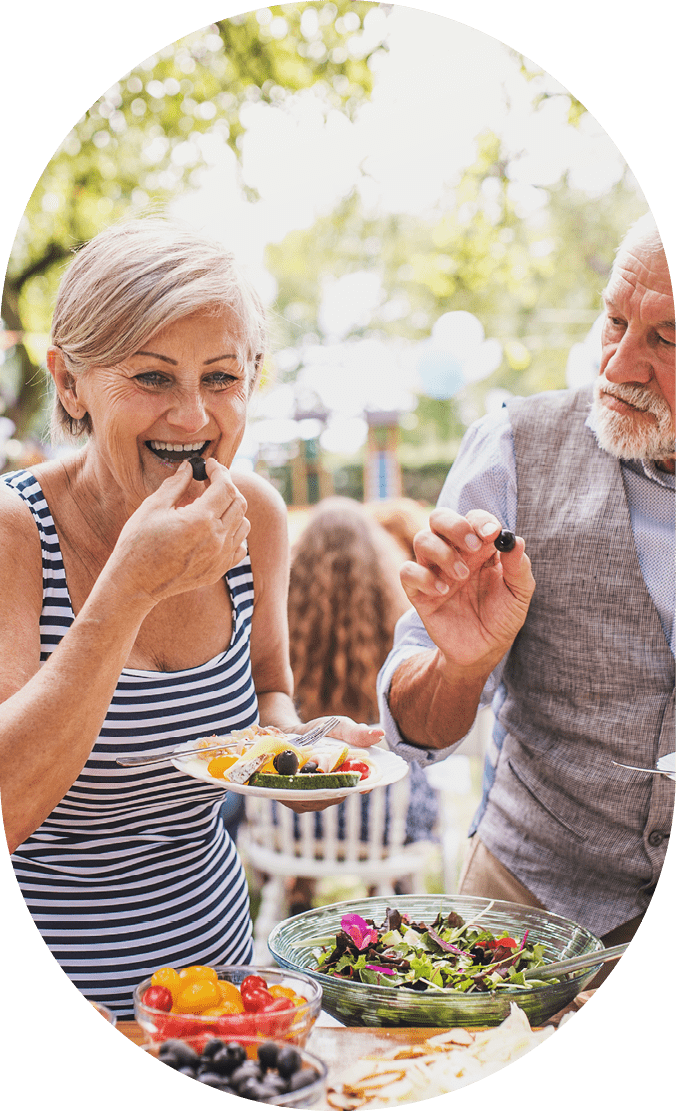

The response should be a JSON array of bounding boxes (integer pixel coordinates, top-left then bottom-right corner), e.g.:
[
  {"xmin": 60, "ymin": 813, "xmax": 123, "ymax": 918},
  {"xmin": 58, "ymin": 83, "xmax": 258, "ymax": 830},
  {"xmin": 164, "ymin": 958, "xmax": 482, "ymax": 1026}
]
[{"xmin": 116, "ymin": 715, "xmax": 341, "ymax": 767}]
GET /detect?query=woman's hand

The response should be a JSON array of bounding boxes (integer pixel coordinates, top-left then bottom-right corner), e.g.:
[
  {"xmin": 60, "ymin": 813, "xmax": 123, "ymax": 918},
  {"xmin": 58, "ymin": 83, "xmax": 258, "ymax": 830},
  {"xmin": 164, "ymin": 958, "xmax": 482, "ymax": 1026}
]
[
  {"xmin": 108, "ymin": 459, "xmax": 250, "ymax": 606},
  {"xmin": 295, "ymin": 716, "xmax": 384, "ymax": 749},
  {"xmin": 400, "ymin": 508, "xmax": 535, "ymax": 673}
]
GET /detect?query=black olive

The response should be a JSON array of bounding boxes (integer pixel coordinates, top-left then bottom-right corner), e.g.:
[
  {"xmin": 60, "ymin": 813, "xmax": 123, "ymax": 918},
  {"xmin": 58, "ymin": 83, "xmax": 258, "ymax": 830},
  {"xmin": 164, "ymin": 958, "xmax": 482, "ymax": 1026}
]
[
  {"xmin": 287, "ymin": 1067, "xmax": 319, "ymax": 1092},
  {"xmin": 275, "ymin": 1045, "xmax": 302, "ymax": 1078},
  {"xmin": 198, "ymin": 1070, "xmax": 229, "ymax": 1087},
  {"xmin": 159, "ymin": 1040, "xmax": 200, "ymax": 1069},
  {"xmin": 219, "ymin": 1041, "xmax": 247, "ymax": 1069},
  {"xmin": 201, "ymin": 1037, "xmax": 225, "ymax": 1060},
  {"xmin": 189, "ymin": 456, "xmax": 208, "ymax": 481},
  {"xmin": 300, "ymin": 761, "xmax": 318, "ymax": 774},
  {"xmin": 175, "ymin": 1064, "xmax": 198, "ymax": 1078},
  {"xmin": 273, "ymin": 749, "xmax": 299, "ymax": 775},
  {"xmin": 209, "ymin": 1049, "xmax": 236, "ymax": 1076},
  {"xmin": 494, "ymin": 529, "xmax": 516, "ymax": 552},
  {"xmin": 257, "ymin": 1041, "xmax": 279, "ymax": 1071},
  {"xmin": 239, "ymin": 1075, "xmax": 279, "ymax": 1102},
  {"xmin": 230, "ymin": 1061, "xmax": 264, "ymax": 1088}
]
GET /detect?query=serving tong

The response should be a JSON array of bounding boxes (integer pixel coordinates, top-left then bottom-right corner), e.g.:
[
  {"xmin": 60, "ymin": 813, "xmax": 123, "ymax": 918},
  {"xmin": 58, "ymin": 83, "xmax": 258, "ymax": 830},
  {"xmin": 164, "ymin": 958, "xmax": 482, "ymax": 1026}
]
[
  {"xmin": 612, "ymin": 756, "xmax": 675, "ymax": 781},
  {"xmin": 522, "ymin": 941, "xmax": 628, "ymax": 981},
  {"xmin": 116, "ymin": 715, "xmax": 341, "ymax": 767}
]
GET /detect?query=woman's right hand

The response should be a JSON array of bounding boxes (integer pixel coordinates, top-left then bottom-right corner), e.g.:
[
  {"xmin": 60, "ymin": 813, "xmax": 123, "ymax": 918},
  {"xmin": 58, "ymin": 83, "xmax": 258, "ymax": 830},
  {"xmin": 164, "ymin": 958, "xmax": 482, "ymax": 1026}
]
[
  {"xmin": 400, "ymin": 508, "xmax": 535, "ymax": 673},
  {"xmin": 109, "ymin": 458, "xmax": 250, "ymax": 606}
]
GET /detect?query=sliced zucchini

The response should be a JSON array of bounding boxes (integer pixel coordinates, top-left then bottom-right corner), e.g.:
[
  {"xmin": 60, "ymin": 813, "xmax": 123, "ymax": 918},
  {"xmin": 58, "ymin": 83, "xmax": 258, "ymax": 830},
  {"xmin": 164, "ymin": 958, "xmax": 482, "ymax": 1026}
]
[{"xmin": 248, "ymin": 771, "xmax": 361, "ymax": 790}]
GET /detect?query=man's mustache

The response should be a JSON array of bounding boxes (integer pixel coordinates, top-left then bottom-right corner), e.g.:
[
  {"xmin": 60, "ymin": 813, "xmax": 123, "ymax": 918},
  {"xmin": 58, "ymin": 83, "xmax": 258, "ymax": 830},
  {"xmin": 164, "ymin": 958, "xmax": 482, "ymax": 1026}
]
[{"xmin": 595, "ymin": 377, "xmax": 667, "ymax": 416}]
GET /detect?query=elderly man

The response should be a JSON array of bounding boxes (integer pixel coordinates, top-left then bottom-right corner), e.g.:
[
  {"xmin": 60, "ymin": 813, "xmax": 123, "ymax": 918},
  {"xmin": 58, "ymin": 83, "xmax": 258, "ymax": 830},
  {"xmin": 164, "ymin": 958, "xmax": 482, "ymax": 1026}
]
[{"xmin": 377, "ymin": 213, "xmax": 674, "ymax": 961}]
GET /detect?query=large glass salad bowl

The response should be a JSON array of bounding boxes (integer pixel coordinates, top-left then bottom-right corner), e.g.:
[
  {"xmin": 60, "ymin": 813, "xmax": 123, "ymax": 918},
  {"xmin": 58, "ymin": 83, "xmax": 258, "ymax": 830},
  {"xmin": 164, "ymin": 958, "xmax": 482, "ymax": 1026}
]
[{"xmin": 268, "ymin": 895, "xmax": 604, "ymax": 1028}]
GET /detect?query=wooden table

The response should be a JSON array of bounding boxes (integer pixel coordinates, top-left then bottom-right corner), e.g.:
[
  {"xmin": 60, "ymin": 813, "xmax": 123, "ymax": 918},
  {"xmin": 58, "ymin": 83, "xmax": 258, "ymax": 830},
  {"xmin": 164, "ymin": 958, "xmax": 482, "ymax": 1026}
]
[
  {"xmin": 116, "ymin": 1000, "xmax": 589, "ymax": 1105},
  {"xmin": 118, "ymin": 1020, "xmax": 473, "ymax": 1106}
]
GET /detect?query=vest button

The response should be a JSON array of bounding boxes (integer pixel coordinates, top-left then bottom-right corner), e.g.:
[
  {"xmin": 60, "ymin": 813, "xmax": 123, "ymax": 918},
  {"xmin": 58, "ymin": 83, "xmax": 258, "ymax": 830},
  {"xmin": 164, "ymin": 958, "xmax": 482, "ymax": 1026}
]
[{"xmin": 648, "ymin": 830, "xmax": 664, "ymax": 847}]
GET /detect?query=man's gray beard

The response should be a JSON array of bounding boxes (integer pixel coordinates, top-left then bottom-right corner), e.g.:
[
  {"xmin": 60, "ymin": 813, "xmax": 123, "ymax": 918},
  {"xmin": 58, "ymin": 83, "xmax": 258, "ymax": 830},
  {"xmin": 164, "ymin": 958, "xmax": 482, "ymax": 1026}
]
[{"xmin": 592, "ymin": 378, "xmax": 675, "ymax": 462}]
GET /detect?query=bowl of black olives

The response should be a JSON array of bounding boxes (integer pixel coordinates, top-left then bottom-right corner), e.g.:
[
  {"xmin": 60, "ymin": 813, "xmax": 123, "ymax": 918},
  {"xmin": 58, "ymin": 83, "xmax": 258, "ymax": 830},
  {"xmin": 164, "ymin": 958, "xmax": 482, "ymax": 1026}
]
[{"xmin": 145, "ymin": 1035, "xmax": 327, "ymax": 1106}]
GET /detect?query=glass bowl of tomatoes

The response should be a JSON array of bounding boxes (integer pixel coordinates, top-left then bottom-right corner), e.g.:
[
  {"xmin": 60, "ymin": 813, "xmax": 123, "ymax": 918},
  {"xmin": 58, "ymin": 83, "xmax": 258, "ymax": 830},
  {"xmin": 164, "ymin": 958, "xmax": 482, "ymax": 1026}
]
[{"xmin": 134, "ymin": 965, "xmax": 322, "ymax": 1047}]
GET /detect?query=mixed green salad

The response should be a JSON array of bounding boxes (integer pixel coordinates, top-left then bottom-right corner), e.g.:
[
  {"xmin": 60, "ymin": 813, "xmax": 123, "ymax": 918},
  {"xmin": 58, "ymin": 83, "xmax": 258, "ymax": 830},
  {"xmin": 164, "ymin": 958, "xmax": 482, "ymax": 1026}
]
[{"xmin": 312, "ymin": 907, "xmax": 560, "ymax": 993}]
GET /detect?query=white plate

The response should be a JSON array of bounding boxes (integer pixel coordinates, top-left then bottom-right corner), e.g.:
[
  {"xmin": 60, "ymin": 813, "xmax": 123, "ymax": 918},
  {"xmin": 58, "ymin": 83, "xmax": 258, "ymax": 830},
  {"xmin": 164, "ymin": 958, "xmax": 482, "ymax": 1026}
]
[
  {"xmin": 657, "ymin": 752, "xmax": 675, "ymax": 780},
  {"xmin": 172, "ymin": 744, "xmax": 409, "ymax": 800}
]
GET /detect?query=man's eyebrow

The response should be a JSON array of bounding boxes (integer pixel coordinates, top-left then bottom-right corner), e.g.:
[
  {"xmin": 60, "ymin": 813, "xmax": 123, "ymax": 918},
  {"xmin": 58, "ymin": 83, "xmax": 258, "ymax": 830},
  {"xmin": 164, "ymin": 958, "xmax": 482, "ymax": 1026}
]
[
  {"xmin": 131, "ymin": 350, "xmax": 238, "ymax": 365},
  {"xmin": 601, "ymin": 294, "xmax": 675, "ymax": 329}
]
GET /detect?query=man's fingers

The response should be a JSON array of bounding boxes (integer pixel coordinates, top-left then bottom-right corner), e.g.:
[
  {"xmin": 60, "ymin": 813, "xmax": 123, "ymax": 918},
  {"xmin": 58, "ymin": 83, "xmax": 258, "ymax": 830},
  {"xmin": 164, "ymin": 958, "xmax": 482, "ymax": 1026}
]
[{"xmin": 400, "ymin": 559, "xmax": 451, "ymax": 602}]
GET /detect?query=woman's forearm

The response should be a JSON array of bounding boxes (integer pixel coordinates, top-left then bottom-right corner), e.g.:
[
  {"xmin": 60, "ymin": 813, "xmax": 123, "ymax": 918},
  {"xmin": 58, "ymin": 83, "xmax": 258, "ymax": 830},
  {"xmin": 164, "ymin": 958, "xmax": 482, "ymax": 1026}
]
[
  {"xmin": 1, "ymin": 577, "xmax": 153, "ymax": 853},
  {"xmin": 387, "ymin": 648, "xmax": 496, "ymax": 750}
]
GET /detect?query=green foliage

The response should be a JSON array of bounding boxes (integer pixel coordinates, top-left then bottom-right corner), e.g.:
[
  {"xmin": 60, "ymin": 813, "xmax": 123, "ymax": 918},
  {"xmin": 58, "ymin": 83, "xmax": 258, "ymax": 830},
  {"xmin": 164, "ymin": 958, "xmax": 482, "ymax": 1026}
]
[{"xmin": 2, "ymin": 3, "xmax": 385, "ymax": 437}]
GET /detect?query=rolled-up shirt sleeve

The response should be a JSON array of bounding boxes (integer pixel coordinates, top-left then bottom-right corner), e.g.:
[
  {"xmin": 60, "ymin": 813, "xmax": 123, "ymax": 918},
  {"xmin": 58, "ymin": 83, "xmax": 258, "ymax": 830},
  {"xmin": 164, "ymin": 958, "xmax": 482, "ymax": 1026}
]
[{"xmin": 376, "ymin": 405, "xmax": 518, "ymax": 765}]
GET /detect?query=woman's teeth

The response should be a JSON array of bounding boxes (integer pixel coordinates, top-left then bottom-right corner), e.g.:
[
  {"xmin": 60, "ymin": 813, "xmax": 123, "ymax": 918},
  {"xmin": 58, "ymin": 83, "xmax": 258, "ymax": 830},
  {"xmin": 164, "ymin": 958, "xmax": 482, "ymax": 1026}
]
[{"xmin": 147, "ymin": 440, "xmax": 208, "ymax": 460}]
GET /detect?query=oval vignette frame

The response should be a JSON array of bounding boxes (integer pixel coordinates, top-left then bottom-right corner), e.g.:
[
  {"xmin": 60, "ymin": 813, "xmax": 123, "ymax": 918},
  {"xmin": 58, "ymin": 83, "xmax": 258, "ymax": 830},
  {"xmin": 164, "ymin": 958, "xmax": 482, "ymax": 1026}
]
[{"xmin": 0, "ymin": 6, "xmax": 671, "ymax": 1111}]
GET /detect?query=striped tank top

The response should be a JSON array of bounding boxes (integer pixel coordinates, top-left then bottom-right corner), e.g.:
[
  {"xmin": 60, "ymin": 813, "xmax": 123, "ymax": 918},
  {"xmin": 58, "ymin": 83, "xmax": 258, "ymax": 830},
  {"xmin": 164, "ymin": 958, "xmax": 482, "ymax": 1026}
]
[{"xmin": 4, "ymin": 469, "xmax": 255, "ymax": 1018}]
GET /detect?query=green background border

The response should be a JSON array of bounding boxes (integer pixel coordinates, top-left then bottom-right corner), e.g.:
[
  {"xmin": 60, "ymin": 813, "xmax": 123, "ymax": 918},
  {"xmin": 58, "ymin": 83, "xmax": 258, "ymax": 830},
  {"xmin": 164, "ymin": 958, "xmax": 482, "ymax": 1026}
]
[{"xmin": 2, "ymin": 0, "xmax": 671, "ymax": 1106}]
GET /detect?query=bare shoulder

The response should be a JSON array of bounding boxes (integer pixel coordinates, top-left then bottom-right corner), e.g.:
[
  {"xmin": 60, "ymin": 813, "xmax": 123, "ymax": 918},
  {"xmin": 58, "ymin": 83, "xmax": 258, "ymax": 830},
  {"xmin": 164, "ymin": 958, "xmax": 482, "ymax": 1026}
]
[
  {"xmin": 231, "ymin": 470, "xmax": 289, "ymax": 586},
  {"xmin": 232, "ymin": 470, "xmax": 288, "ymax": 532},
  {"xmin": 0, "ymin": 478, "xmax": 44, "ymax": 689},
  {"xmin": 0, "ymin": 479, "xmax": 43, "ymax": 567}
]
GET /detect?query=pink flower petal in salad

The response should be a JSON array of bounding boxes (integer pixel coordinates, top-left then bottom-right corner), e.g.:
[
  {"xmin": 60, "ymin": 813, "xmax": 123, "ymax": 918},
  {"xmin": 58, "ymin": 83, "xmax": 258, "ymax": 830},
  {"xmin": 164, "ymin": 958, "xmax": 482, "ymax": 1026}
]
[{"xmin": 341, "ymin": 913, "xmax": 379, "ymax": 950}]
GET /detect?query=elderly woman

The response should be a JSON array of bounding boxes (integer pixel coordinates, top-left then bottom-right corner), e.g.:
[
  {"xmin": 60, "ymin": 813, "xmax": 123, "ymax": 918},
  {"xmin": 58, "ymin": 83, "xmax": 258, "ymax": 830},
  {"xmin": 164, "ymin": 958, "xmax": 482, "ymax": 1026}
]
[{"xmin": 0, "ymin": 218, "xmax": 381, "ymax": 1017}]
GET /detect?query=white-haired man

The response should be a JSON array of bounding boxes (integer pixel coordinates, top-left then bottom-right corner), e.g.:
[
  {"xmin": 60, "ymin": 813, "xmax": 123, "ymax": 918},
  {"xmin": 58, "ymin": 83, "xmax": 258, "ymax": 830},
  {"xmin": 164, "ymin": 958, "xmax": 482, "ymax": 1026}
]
[{"xmin": 377, "ymin": 214, "xmax": 674, "ymax": 971}]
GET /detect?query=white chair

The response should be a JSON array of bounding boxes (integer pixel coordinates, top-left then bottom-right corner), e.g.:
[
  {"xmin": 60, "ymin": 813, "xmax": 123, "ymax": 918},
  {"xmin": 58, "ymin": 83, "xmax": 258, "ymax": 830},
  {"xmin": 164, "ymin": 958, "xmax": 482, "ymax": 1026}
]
[{"xmin": 238, "ymin": 777, "xmax": 434, "ymax": 965}]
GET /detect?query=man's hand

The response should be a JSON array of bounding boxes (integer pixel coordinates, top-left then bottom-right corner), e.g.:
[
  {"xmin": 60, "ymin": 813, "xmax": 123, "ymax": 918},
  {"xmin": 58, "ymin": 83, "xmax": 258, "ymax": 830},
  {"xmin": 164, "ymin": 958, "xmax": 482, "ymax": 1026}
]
[{"xmin": 400, "ymin": 508, "xmax": 535, "ymax": 674}]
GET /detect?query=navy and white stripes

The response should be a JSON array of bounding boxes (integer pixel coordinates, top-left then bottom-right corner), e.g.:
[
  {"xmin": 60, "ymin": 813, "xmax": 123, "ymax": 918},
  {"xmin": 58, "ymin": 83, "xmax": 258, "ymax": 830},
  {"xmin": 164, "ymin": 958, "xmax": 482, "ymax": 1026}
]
[{"xmin": 4, "ymin": 470, "xmax": 256, "ymax": 1017}]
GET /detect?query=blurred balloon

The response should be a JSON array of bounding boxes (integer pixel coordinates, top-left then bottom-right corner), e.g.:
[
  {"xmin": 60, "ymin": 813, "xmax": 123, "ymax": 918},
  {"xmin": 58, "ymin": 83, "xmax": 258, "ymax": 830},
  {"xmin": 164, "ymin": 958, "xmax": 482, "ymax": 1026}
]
[
  {"xmin": 415, "ymin": 311, "xmax": 503, "ymax": 399},
  {"xmin": 416, "ymin": 347, "xmax": 465, "ymax": 399},
  {"xmin": 431, "ymin": 311, "xmax": 485, "ymax": 355}
]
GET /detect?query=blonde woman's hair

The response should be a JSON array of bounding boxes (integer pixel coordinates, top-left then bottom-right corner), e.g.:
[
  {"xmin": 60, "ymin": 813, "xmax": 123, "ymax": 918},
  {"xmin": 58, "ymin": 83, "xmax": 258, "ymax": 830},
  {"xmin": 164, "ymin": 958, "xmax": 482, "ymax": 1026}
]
[
  {"xmin": 288, "ymin": 497, "xmax": 409, "ymax": 724},
  {"xmin": 49, "ymin": 217, "xmax": 266, "ymax": 442}
]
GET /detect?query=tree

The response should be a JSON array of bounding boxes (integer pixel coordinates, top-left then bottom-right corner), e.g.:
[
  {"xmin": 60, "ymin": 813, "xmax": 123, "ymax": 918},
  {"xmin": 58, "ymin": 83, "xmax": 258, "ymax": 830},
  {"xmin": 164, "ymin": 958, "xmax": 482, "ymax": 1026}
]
[{"xmin": 2, "ymin": 2, "xmax": 387, "ymax": 439}]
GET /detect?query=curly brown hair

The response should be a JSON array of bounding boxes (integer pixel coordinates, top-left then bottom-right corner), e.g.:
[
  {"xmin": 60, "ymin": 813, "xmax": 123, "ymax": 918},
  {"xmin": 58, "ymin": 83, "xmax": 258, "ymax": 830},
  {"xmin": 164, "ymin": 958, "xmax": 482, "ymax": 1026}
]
[{"xmin": 288, "ymin": 497, "xmax": 409, "ymax": 724}]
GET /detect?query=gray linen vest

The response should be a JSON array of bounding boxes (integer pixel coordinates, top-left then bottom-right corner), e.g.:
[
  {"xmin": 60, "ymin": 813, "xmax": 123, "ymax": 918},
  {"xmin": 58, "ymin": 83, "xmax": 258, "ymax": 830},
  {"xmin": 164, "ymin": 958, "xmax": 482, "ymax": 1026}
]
[{"xmin": 476, "ymin": 387, "xmax": 674, "ymax": 936}]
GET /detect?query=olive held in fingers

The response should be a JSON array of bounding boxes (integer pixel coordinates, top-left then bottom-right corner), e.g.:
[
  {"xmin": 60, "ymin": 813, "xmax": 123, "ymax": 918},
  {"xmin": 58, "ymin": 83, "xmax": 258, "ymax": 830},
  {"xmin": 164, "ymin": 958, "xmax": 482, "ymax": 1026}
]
[
  {"xmin": 190, "ymin": 456, "xmax": 208, "ymax": 481},
  {"xmin": 494, "ymin": 529, "xmax": 516, "ymax": 552}
]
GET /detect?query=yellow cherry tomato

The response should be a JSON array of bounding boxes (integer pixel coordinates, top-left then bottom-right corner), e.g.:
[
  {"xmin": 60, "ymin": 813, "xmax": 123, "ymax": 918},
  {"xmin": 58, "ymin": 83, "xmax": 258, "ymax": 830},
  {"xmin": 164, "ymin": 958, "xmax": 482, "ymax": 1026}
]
[
  {"xmin": 217, "ymin": 980, "xmax": 245, "ymax": 1011},
  {"xmin": 269, "ymin": 985, "xmax": 297, "ymax": 1001},
  {"xmin": 173, "ymin": 980, "xmax": 222, "ymax": 1014},
  {"xmin": 207, "ymin": 754, "xmax": 238, "ymax": 778},
  {"xmin": 202, "ymin": 999, "xmax": 245, "ymax": 1017},
  {"xmin": 150, "ymin": 967, "xmax": 181, "ymax": 1001},
  {"xmin": 178, "ymin": 965, "xmax": 219, "ymax": 986}
]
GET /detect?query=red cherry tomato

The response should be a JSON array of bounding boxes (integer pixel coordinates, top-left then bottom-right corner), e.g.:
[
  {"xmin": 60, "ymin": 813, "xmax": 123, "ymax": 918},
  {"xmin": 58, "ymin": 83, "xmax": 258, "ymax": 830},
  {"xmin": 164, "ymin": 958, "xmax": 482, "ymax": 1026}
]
[
  {"xmin": 242, "ymin": 986, "xmax": 274, "ymax": 1013},
  {"xmin": 255, "ymin": 997, "xmax": 295, "ymax": 1038},
  {"xmin": 240, "ymin": 974, "xmax": 268, "ymax": 996},
  {"xmin": 154, "ymin": 1013, "xmax": 202, "ymax": 1040},
  {"xmin": 337, "ymin": 759, "xmax": 371, "ymax": 780},
  {"xmin": 142, "ymin": 985, "xmax": 173, "ymax": 1012},
  {"xmin": 265, "ymin": 997, "xmax": 294, "ymax": 1014},
  {"xmin": 215, "ymin": 1011, "xmax": 256, "ymax": 1038}
]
